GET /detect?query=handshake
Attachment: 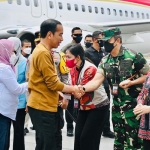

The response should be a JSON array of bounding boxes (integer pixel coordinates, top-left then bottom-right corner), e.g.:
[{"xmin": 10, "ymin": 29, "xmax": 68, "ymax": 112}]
[
  {"xmin": 58, "ymin": 85, "xmax": 85, "ymax": 109},
  {"xmin": 72, "ymin": 85, "xmax": 85, "ymax": 99}
]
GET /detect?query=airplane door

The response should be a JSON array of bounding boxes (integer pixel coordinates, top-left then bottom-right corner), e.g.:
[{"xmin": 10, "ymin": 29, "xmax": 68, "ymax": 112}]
[
  {"xmin": 31, "ymin": 0, "xmax": 42, "ymax": 17},
  {"xmin": 46, "ymin": 0, "xmax": 57, "ymax": 19}
]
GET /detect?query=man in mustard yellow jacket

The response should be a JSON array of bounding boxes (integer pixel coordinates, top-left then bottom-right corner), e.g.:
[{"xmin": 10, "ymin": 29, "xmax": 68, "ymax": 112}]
[{"xmin": 27, "ymin": 19, "xmax": 81, "ymax": 150}]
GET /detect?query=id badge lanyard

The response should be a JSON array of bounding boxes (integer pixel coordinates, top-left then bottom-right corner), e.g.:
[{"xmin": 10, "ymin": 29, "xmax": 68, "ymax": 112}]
[
  {"xmin": 112, "ymin": 69, "xmax": 119, "ymax": 95},
  {"xmin": 74, "ymin": 70, "xmax": 83, "ymax": 108},
  {"xmin": 112, "ymin": 58, "xmax": 119, "ymax": 96}
]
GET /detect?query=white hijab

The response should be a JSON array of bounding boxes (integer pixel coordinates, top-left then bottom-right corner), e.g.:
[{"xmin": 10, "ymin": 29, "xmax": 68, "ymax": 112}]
[
  {"xmin": 8, "ymin": 37, "xmax": 22, "ymax": 78},
  {"xmin": 8, "ymin": 37, "xmax": 21, "ymax": 65}
]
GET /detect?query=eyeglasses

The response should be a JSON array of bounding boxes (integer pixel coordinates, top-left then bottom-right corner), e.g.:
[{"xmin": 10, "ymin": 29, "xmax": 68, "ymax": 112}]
[
  {"xmin": 73, "ymin": 34, "xmax": 82, "ymax": 37},
  {"xmin": 97, "ymin": 40, "xmax": 103, "ymax": 43}
]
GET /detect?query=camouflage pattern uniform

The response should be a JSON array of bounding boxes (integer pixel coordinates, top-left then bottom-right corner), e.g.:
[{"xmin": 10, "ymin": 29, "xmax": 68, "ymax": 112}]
[{"xmin": 98, "ymin": 28, "xmax": 149, "ymax": 150}]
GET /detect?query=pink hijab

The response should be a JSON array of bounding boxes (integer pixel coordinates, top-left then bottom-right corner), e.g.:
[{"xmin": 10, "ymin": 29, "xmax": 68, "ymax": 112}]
[{"xmin": 0, "ymin": 39, "xmax": 15, "ymax": 71}]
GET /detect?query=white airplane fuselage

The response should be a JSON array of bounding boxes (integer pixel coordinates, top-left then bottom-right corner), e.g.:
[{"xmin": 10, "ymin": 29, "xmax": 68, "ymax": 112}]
[{"xmin": 0, "ymin": 0, "xmax": 150, "ymax": 53}]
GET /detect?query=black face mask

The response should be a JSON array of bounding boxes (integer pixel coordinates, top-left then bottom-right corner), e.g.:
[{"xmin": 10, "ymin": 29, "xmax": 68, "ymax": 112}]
[
  {"xmin": 97, "ymin": 40, "xmax": 104, "ymax": 47},
  {"xmin": 73, "ymin": 36, "xmax": 82, "ymax": 43},
  {"xmin": 104, "ymin": 41, "xmax": 115, "ymax": 53},
  {"xmin": 24, "ymin": 54, "xmax": 30, "ymax": 58},
  {"xmin": 85, "ymin": 42, "xmax": 92, "ymax": 48}
]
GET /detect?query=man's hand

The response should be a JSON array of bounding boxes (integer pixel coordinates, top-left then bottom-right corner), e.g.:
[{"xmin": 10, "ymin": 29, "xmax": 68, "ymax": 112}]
[
  {"xmin": 73, "ymin": 85, "xmax": 85, "ymax": 99},
  {"xmin": 133, "ymin": 104, "xmax": 150, "ymax": 117},
  {"xmin": 119, "ymin": 79, "xmax": 133, "ymax": 89},
  {"xmin": 25, "ymin": 106, "xmax": 28, "ymax": 113},
  {"xmin": 58, "ymin": 91, "xmax": 64, "ymax": 101},
  {"xmin": 59, "ymin": 99, "xmax": 69, "ymax": 109}
]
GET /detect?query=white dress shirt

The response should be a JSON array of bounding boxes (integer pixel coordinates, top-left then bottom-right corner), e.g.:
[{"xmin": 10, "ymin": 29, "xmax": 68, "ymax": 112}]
[{"xmin": 0, "ymin": 63, "xmax": 28, "ymax": 120}]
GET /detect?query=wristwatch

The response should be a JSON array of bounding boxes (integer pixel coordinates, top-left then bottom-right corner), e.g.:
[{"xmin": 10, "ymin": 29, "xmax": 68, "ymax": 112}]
[{"xmin": 82, "ymin": 86, "xmax": 85, "ymax": 92}]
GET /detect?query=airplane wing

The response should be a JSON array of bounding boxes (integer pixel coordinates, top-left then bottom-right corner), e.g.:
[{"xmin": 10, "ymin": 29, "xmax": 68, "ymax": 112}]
[{"xmin": 62, "ymin": 19, "xmax": 150, "ymax": 34}]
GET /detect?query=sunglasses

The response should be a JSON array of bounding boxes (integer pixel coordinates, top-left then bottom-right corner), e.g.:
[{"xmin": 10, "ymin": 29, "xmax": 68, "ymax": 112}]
[
  {"xmin": 97, "ymin": 40, "xmax": 103, "ymax": 43},
  {"xmin": 73, "ymin": 34, "xmax": 82, "ymax": 37}
]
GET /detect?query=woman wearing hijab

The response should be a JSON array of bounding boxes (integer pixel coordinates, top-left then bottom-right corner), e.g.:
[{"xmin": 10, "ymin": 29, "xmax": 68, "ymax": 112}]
[
  {"xmin": 0, "ymin": 39, "xmax": 28, "ymax": 150},
  {"xmin": 8, "ymin": 37, "xmax": 28, "ymax": 150}
]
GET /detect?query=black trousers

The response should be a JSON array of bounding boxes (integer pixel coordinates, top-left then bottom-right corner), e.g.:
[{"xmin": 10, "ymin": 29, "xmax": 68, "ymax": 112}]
[
  {"xmin": 12, "ymin": 108, "xmax": 26, "ymax": 150},
  {"xmin": 74, "ymin": 105, "xmax": 109, "ymax": 150},
  {"xmin": 65, "ymin": 96, "xmax": 74, "ymax": 131},
  {"xmin": 143, "ymin": 139, "xmax": 150, "ymax": 150},
  {"xmin": 28, "ymin": 107, "xmax": 56, "ymax": 150},
  {"xmin": 103, "ymin": 86, "xmax": 111, "ymax": 133},
  {"xmin": 55, "ymin": 107, "xmax": 64, "ymax": 150}
]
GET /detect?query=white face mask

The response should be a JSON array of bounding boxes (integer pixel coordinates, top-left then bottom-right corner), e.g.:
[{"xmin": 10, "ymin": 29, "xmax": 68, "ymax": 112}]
[
  {"xmin": 23, "ymin": 48, "xmax": 31, "ymax": 54},
  {"xmin": 10, "ymin": 53, "xmax": 17, "ymax": 65}
]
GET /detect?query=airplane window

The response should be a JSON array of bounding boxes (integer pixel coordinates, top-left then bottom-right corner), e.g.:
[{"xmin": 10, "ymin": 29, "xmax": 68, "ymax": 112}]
[
  {"xmin": 136, "ymin": 12, "xmax": 139, "ymax": 18},
  {"xmin": 34, "ymin": 0, "xmax": 39, "ymax": 7},
  {"xmin": 8, "ymin": 0, "xmax": 12, "ymax": 4},
  {"xmin": 74, "ymin": 4, "xmax": 78, "ymax": 11},
  {"xmin": 17, "ymin": 0, "xmax": 21, "ymax": 5},
  {"xmin": 125, "ymin": 11, "xmax": 128, "ymax": 17},
  {"xmin": 88, "ymin": 6, "xmax": 92, "ymax": 13},
  {"xmin": 67, "ymin": 3, "xmax": 71, "ymax": 10},
  {"xmin": 82, "ymin": 5, "xmax": 85, "ymax": 12},
  {"xmin": 25, "ymin": 0, "xmax": 30, "ymax": 6},
  {"xmin": 107, "ymin": 8, "xmax": 111, "ymax": 15},
  {"xmin": 58, "ymin": 2, "xmax": 63, "ymax": 9},
  {"xmin": 142, "ymin": 13, "xmax": 145, "ymax": 19},
  {"xmin": 119, "ymin": 10, "xmax": 123, "ymax": 16},
  {"xmin": 101, "ymin": 8, "xmax": 104, "ymax": 14},
  {"xmin": 113, "ymin": 9, "xmax": 117, "ymax": 16},
  {"xmin": 49, "ymin": 1, "xmax": 54, "ymax": 9},
  {"xmin": 95, "ymin": 7, "xmax": 98, "ymax": 14},
  {"xmin": 146, "ymin": 13, "xmax": 149, "ymax": 19},
  {"xmin": 131, "ymin": 11, "xmax": 134, "ymax": 17}
]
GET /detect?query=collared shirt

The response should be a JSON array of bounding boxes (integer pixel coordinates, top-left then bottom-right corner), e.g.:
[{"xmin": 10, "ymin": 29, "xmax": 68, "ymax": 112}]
[
  {"xmin": 85, "ymin": 46, "xmax": 109, "ymax": 87},
  {"xmin": 85, "ymin": 46, "xmax": 105, "ymax": 67},
  {"xmin": 0, "ymin": 63, "xmax": 27, "ymax": 120},
  {"xmin": 98, "ymin": 47, "xmax": 149, "ymax": 118}
]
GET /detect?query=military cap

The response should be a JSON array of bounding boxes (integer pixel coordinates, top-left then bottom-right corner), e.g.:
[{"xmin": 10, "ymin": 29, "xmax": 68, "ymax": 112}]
[
  {"xmin": 102, "ymin": 27, "xmax": 121, "ymax": 41},
  {"xmin": 34, "ymin": 31, "xmax": 40, "ymax": 42}
]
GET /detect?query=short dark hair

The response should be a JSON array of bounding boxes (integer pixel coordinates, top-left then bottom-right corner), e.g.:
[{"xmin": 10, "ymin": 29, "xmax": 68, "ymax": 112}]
[
  {"xmin": 85, "ymin": 34, "xmax": 92, "ymax": 40},
  {"xmin": 92, "ymin": 31, "xmax": 102, "ymax": 40},
  {"xmin": 67, "ymin": 44, "xmax": 85, "ymax": 61},
  {"xmin": 40, "ymin": 19, "xmax": 62, "ymax": 38},
  {"xmin": 21, "ymin": 39, "xmax": 31, "ymax": 47},
  {"xmin": 71, "ymin": 27, "xmax": 82, "ymax": 34}
]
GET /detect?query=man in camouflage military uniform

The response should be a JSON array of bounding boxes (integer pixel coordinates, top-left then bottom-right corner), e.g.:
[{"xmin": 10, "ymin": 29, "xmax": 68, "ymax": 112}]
[{"xmin": 82, "ymin": 27, "xmax": 150, "ymax": 150}]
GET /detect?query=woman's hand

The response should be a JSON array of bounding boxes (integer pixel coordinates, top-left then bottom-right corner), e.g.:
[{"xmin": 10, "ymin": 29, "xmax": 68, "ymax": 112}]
[
  {"xmin": 119, "ymin": 79, "xmax": 132, "ymax": 89},
  {"xmin": 73, "ymin": 85, "xmax": 85, "ymax": 99},
  {"xmin": 133, "ymin": 104, "xmax": 150, "ymax": 117}
]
